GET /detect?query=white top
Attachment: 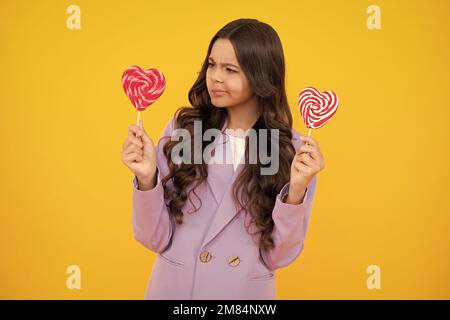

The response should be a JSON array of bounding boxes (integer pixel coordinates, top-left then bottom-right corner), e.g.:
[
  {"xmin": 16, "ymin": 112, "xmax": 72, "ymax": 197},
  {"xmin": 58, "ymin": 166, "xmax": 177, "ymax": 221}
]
[{"xmin": 228, "ymin": 135, "xmax": 246, "ymax": 171}]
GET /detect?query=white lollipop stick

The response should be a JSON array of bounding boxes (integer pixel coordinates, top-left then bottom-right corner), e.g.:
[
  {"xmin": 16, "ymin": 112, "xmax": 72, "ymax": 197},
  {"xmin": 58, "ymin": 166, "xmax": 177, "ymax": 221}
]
[
  {"xmin": 136, "ymin": 111, "xmax": 142, "ymax": 141},
  {"xmin": 305, "ymin": 127, "xmax": 312, "ymax": 146},
  {"xmin": 136, "ymin": 111, "xmax": 141, "ymax": 126}
]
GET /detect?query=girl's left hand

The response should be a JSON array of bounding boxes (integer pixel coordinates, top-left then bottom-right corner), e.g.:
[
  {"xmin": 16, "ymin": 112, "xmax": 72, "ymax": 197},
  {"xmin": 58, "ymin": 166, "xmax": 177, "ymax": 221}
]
[{"xmin": 289, "ymin": 135, "xmax": 325, "ymax": 195}]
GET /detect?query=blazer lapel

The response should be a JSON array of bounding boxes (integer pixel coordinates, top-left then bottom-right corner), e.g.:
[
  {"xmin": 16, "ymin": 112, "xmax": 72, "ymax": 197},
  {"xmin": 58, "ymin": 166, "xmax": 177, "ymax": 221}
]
[
  {"xmin": 206, "ymin": 132, "xmax": 234, "ymax": 205},
  {"xmin": 202, "ymin": 120, "xmax": 246, "ymax": 247}
]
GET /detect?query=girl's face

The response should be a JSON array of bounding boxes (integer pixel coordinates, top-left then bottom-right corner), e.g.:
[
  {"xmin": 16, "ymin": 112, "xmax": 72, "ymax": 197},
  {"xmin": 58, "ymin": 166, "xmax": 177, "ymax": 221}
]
[{"xmin": 206, "ymin": 38, "xmax": 255, "ymax": 109}]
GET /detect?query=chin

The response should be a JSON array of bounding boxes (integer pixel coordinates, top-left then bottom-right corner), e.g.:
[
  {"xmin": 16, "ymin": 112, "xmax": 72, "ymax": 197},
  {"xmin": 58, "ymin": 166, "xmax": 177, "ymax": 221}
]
[{"xmin": 210, "ymin": 97, "xmax": 230, "ymax": 108}]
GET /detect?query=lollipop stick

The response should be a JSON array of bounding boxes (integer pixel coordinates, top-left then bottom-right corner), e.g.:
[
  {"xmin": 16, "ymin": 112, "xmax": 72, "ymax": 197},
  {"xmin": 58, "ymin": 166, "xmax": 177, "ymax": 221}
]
[
  {"xmin": 136, "ymin": 111, "xmax": 142, "ymax": 141},
  {"xmin": 304, "ymin": 127, "xmax": 312, "ymax": 146}
]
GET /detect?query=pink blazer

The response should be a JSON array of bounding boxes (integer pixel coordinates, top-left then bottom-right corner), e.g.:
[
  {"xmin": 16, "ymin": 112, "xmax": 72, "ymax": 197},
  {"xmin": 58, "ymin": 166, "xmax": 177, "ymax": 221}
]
[{"xmin": 131, "ymin": 117, "xmax": 317, "ymax": 300}]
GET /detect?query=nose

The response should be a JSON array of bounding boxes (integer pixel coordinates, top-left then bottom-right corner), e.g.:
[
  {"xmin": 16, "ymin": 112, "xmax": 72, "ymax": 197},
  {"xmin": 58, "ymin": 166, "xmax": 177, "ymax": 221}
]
[{"xmin": 210, "ymin": 68, "xmax": 224, "ymax": 83}]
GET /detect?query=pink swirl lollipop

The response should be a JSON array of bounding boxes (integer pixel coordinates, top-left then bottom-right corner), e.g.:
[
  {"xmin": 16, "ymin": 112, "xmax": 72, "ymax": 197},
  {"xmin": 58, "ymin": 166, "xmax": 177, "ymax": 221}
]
[
  {"xmin": 298, "ymin": 86, "xmax": 339, "ymax": 137},
  {"xmin": 121, "ymin": 66, "xmax": 166, "ymax": 124}
]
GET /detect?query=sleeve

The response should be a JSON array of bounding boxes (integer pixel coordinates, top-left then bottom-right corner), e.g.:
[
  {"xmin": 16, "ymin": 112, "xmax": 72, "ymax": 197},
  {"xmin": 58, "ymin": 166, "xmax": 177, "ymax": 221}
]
[
  {"xmin": 131, "ymin": 117, "xmax": 176, "ymax": 253},
  {"xmin": 259, "ymin": 135, "xmax": 318, "ymax": 271}
]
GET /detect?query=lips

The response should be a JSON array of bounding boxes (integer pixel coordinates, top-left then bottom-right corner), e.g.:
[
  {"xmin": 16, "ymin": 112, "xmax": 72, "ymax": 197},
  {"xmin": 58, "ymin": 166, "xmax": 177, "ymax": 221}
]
[{"xmin": 211, "ymin": 89, "xmax": 227, "ymax": 96}]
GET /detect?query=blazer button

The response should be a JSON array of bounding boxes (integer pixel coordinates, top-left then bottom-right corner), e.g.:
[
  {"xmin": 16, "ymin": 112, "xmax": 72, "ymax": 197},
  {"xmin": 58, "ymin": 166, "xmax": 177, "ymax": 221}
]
[
  {"xmin": 228, "ymin": 256, "xmax": 240, "ymax": 267},
  {"xmin": 199, "ymin": 251, "xmax": 212, "ymax": 263}
]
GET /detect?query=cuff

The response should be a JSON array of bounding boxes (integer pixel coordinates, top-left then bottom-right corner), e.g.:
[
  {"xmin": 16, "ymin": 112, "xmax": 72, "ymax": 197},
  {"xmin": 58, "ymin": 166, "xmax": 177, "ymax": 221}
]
[
  {"xmin": 132, "ymin": 168, "xmax": 166, "ymax": 212},
  {"xmin": 278, "ymin": 182, "xmax": 308, "ymax": 206},
  {"xmin": 132, "ymin": 168, "xmax": 162, "ymax": 193}
]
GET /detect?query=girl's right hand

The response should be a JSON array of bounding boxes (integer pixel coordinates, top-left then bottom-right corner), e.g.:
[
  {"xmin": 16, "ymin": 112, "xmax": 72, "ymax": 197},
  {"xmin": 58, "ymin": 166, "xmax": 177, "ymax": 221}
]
[{"xmin": 121, "ymin": 120, "xmax": 157, "ymax": 186}]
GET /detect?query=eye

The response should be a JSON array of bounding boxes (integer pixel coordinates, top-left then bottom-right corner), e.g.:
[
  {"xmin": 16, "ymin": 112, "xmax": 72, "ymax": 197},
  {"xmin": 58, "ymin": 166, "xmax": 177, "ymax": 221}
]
[
  {"xmin": 227, "ymin": 68, "xmax": 236, "ymax": 73},
  {"xmin": 207, "ymin": 62, "xmax": 214, "ymax": 67}
]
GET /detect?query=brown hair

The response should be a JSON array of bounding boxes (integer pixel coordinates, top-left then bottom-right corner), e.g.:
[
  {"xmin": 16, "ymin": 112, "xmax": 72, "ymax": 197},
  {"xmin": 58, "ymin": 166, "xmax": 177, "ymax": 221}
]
[{"xmin": 161, "ymin": 18, "xmax": 295, "ymax": 251}]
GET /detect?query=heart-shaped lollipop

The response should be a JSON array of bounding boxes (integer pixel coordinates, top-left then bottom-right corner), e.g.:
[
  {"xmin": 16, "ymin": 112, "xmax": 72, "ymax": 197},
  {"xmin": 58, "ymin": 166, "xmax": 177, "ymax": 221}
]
[
  {"xmin": 298, "ymin": 87, "xmax": 339, "ymax": 136},
  {"xmin": 121, "ymin": 66, "xmax": 166, "ymax": 124}
]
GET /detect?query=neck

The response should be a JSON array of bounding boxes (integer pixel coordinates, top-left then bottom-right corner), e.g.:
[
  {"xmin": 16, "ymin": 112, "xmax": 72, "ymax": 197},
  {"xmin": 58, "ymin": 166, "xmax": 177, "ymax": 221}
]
[{"xmin": 226, "ymin": 95, "xmax": 261, "ymax": 131}]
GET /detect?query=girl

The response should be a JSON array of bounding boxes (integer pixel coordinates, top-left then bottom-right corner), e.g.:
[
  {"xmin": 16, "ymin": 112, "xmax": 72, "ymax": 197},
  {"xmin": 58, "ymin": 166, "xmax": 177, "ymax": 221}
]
[{"xmin": 121, "ymin": 18, "xmax": 325, "ymax": 300}]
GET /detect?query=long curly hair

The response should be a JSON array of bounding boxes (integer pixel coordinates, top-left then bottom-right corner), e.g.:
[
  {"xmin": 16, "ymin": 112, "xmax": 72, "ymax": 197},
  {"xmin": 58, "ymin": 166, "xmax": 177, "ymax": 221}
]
[{"xmin": 161, "ymin": 18, "xmax": 296, "ymax": 251}]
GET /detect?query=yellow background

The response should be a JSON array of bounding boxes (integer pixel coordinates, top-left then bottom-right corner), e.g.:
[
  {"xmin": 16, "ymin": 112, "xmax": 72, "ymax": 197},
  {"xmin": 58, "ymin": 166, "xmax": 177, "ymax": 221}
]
[{"xmin": 1, "ymin": 0, "xmax": 449, "ymax": 299}]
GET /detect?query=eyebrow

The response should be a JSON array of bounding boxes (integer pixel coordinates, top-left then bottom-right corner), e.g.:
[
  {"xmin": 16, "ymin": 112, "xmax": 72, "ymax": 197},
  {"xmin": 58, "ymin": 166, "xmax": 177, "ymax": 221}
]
[{"xmin": 208, "ymin": 57, "xmax": 239, "ymax": 69}]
